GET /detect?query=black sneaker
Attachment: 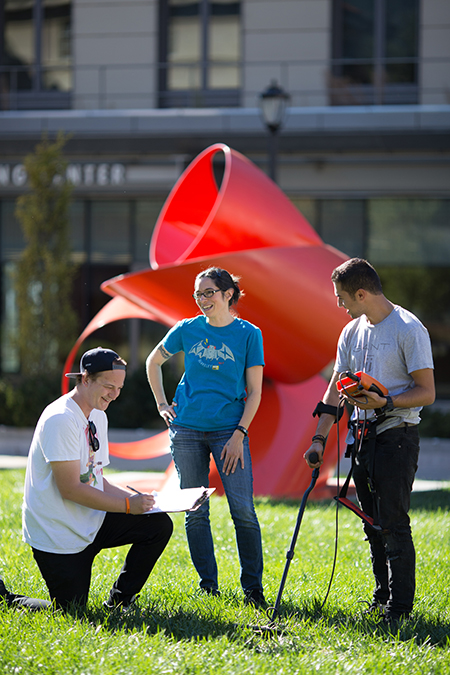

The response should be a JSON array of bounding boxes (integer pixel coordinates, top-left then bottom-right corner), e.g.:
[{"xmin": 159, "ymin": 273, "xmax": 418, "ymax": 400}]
[
  {"xmin": 103, "ymin": 594, "xmax": 139, "ymax": 613},
  {"xmin": 383, "ymin": 610, "xmax": 410, "ymax": 626},
  {"xmin": 244, "ymin": 589, "xmax": 267, "ymax": 608},
  {"xmin": 201, "ymin": 587, "xmax": 221, "ymax": 597},
  {"xmin": 0, "ymin": 577, "xmax": 50, "ymax": 610},
  {"xmin": 361, "ymin": 601, "xmax": 386, "ymax": 618},
  {"xmin": 0, "ymin": 578, "xmax": 9, "ymax": 598}
]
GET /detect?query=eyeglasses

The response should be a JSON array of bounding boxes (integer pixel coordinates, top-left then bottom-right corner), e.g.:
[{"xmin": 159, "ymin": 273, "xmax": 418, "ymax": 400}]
[
  {"xmin": 192, "ymin": 289, "xmax": 221, "ymax": 300},
  {"xmin": 88, "ymin": 421, "xmax": 100, "ymax": 452}
]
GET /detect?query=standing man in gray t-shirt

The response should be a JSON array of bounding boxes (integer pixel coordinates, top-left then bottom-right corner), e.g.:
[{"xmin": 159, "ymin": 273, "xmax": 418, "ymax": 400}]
[{"xmin": 305, "ymin": 258, "xmax": 435, "ymax": 625}]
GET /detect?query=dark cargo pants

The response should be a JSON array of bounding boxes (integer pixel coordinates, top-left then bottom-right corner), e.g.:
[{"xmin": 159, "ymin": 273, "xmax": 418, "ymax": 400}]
[
  {"xmin": 353, "ymin": 424, "xmax": 420, "ymax": 616},
  {"xmin": 33, "ymin": 510, "xmax": 173, "ymax": 611}
]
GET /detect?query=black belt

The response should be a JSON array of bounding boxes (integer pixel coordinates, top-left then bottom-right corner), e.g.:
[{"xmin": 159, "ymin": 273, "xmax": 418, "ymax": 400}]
[
  {"xmin": 350, "ymin": 419, "xmax": 417, "ymax": 437},
  {"xmin": 389, "ymin": 421, "xmax": 417, "ymax": 429}
]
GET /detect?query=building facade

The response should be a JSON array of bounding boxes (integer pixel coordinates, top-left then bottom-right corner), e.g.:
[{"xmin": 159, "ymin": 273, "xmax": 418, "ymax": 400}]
[{"xmin": 0, "ymin": 0, "xmax": 449, "ymax": 393}]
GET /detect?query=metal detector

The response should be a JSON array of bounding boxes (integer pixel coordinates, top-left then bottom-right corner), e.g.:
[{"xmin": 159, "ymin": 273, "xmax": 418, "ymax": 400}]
[
  {"xmin": 251, "ymin": 395, "xmax": 349, "ymax": 635},
  {"xmin": 266, "ymin": 453, "xmax": 321, "ymax": 625}
]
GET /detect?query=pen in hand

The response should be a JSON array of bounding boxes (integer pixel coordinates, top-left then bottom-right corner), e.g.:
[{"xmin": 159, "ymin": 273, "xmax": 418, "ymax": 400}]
[
  {"xmin": 127, "ymin": 485, "xmax": 143, "ymax": 495},
  {"xmin": 126, "ymin": 485, "xmax": 156, "ymax": 513}
]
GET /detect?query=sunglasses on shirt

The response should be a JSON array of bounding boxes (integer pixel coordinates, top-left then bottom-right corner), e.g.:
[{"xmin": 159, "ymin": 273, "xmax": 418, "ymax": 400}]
[{"xmin": 88, "ymin": 421, "xmax": 100, "ymax": 452}]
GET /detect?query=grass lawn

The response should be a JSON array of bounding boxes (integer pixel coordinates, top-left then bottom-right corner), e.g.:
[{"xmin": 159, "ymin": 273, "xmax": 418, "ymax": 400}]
[{"xmin": 0, "ymin": 468, "xmax": 449, "ymax": 674}]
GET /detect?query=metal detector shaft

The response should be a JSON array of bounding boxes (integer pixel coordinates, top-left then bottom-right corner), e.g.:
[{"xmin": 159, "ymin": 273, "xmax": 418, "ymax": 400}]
[{"xmin": 269, "ymin": 466, "xmax": 320, "ymax": 623}]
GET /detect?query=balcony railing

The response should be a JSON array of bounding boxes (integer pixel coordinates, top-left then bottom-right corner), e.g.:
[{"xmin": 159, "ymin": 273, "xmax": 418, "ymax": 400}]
[
  {"xmin": 0, "ymin": 57, "xmax": 449, "ymax": 112},
  {"xmin": 0, "ymin": 64, "xmax": 72, "ymax": 110}
]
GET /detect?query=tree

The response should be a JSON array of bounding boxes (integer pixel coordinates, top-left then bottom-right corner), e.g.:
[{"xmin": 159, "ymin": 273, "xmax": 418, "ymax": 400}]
[{"xmin": 14, "ymin": 132, "xmax": 78, "ymax": 376}]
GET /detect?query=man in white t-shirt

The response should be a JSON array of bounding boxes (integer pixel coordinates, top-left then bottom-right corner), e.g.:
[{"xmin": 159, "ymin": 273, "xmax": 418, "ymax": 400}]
[
  {"xmin": 23, "ymin": 347, "xmax": 173, "ymax": 611},
  {"xmin": 304, "ymin": 259, "xmax": 435, "ymax": 625}
]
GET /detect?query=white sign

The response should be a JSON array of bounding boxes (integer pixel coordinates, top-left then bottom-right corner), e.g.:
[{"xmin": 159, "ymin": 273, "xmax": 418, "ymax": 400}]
[{"xmin": 0, "ymin": 162, "xmax": 126, "ymax": 188}]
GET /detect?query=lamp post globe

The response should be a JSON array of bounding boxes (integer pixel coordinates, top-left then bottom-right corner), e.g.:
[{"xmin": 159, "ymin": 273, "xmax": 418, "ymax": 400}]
[{"xmin": 259, "ymin": 81, "xmax": 290, "ymax": 183}]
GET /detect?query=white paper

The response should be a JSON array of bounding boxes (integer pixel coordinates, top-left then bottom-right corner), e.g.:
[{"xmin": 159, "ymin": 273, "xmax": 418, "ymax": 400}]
[{"xmin": 145, "ymin": 487, "xmax": 215, "ymax": 514}]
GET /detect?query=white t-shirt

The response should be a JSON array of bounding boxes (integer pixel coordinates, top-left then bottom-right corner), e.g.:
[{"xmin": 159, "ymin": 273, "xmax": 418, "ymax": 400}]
[
  {"xmin": 335, "ymin": 305, "xmax": 434, "ymax": 433},
  {"xmin": 22, "ymin": 394, "xmax": 109, "ymax": 554}
]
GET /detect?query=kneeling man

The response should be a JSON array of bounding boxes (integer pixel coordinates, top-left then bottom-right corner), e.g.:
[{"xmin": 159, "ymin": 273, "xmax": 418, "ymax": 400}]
[{"xmin": 23, "ymin": 347, "xmax": 173, "ymax": 611}]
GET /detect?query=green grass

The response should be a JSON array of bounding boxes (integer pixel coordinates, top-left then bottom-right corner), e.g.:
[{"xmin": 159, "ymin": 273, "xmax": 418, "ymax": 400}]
[{"xmin": 1, "ymin": 469, "xmax": 449, "ymax": 674}]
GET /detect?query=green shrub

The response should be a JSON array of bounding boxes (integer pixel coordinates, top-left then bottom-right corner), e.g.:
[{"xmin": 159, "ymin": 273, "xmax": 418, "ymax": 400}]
[
  {"xmin": 1, "ymin": 368, "xmax": 449, "ymax": 436},
  {"xmin": 106, "ymin": 367, "xmax": 163, "ymax": 429},
  {"xmin": 419, "ymin": 406, "xmax": 450, "ymax": 439},
  {"xmin": 0, "ymin": 361, "xmax": 181, "ymax": 429},
  {"xmin": 0, "ymin": 373, "xmax": 61, "ymax": 427},
  {"xmin": 14, "ymin": 132, "xmax": 78, "ymax": 376}
]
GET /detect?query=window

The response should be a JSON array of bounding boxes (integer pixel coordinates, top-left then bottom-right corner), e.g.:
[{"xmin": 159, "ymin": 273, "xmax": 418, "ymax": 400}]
[
  {"xmin": 159, "ymin": 0, "xmax": 241, "ymax": 107},
  {"xmin": 0, "ymin": 0, "xmax": 72, "ymax": 110},
  {"xmin": 368, "ymin": 199, "xmax": 450, "ymax": 266},
  {"xmin": 320, "ymin": 200, "xmax": 366, "ymax": 259},
  {"xmin": 134, "ymin": 200, "xmax": 166, "ymax": 265},
  {"xmin": 90, "ymin": 202, "xmax": 131, "ymax": 265},
  {"xmin": 292, "ymin": 198, "xmax": 366, "ymax": 259},
  {"xmin": 68, "ymin": 201, "xmax": 86, "ymax": 264},
  {"xmin": 1, "ymin": 261, "xmax": 19, "ymax": 372},
  {"xmin": 331, "ymin": 0, "xmax": 419, "ymax": 105}
]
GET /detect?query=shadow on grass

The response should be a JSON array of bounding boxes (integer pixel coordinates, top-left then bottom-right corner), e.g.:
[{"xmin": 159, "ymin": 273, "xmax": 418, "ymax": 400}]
[
  {"xmin": 81, "ymin": 597, "xmax": 251, "ymax": 642},
  {"xmin": 78, "ymin": 594, "xmax": 450, "ymax": 652},
  {"xmin": 57, "ymin": 491, "xmax": 449, "ymax": 650},
  {"xmin": 250, "ymin": 597, "xmax": 450, "ymax": 648}
]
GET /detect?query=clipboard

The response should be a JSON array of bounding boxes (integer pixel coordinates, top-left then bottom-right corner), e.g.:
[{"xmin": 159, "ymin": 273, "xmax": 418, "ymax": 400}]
[{"xmin": 145, "ymin": 487, "xmax": 215, "ymax": 514}]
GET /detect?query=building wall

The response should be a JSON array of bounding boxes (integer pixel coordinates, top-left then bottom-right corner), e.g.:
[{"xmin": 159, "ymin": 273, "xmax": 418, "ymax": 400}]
[
  {"xmin": 73, "ymin": 0, "xmax": 159, "ymax": 109},
  {"xmin": 1, "ymin": 1, "xmax": 450, "ymax": 390},
  {"xmin": 70, "ymin": 0, "xmax": 450, "ymax": 110},
  {"xmin": 71, "ymin": 0, "xmax": 332, "ymax": 110},
  {"xmin": 280, "ymin": 154, "xmax": 450, "ymax": 196},
  {"xmin": 242, "ymin": 0, "xmax": 330, "ymax": 108},
  {"xmin": 421, "ymin": 0, "xmax": 450, "ymax": 104}
]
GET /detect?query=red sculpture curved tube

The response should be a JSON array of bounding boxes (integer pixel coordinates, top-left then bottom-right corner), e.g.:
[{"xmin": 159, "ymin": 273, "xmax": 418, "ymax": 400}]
[{"xmin": 63, "ymin": 144, "xmax": 349, "ymax": 499}]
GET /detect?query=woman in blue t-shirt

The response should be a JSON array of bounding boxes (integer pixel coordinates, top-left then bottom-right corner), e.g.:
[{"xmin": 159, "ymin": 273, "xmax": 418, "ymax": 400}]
[{"xmin": 146, "ymin": 267, "xmax": 265, "ymax": 607}]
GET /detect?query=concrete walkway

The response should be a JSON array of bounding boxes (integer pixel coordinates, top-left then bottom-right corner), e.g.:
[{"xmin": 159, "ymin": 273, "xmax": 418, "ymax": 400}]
[
  {"xmin": 0, "ymin": 426, "xmax": 449, "ymax": 493},
  {"xmin": 0, "ymin": 426, "xmax": 172, "ymax": 472}
]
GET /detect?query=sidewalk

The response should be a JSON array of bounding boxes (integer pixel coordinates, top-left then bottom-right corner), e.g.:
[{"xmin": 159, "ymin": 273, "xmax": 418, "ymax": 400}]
[
  {"xmin": 0, "ymin": 426, "xmax": 449, "ymax": 491},
  {"xmin": 334, "ymin": 436, "xmax": 450, "ymax": 482},
  {"xmin": 0, "ymin": 426, "xmax": 172, "ymax": 472}
]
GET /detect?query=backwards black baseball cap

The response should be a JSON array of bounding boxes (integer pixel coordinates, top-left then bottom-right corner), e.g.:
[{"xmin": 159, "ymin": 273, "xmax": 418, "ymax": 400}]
[{"xmin": 65, "ymin": 347, "xmax": 127, "ymax": 378}]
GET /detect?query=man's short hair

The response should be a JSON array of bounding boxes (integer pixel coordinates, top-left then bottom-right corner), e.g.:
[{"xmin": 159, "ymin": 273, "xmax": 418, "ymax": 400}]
[{"xmin": 331, "ymin": 258, "xmax": 383, "ymax": 297}]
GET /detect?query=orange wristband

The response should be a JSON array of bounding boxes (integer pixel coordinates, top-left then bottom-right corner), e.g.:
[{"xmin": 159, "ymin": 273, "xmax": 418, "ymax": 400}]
[{"xmin": 125, "ymin": 497, "xmax": 130, "ymax": 514}]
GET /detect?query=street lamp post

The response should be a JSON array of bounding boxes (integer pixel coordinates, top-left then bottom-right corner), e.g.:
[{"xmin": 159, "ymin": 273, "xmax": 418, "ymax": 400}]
[{"xmin": 259, "ymin": 81, "xmax": 290, "ymax": 184}]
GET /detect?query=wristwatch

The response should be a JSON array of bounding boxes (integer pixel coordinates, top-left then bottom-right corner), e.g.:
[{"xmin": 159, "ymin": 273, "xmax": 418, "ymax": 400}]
[{"xmin": 382, "ymin": 395, "xmax": 394, "ymax": 414}]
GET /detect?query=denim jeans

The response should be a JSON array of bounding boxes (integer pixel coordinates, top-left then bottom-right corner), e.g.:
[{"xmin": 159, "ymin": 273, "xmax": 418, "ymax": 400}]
[
  {"xmin": 32, "ymin": 511, "xmax": 173, "ymax": 610},
  {"xmin": 169, "ymin": 424, "xmax": 264, "ymax": 593},
  {"xmin": 353, "ymin": 424, "xmax": 420, "ymax": 615}
]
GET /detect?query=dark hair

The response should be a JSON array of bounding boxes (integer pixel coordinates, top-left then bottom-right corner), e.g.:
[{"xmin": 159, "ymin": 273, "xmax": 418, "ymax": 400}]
[
  {"xmin": 331, "ymin": 258, "xmax": 383, "ymax": 297},
  {"xmin": 195, "ymin": 267, "xmax": 243, "ymax": 306}
]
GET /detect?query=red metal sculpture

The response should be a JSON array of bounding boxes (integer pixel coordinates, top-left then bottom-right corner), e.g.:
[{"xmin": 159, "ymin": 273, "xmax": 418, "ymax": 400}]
[{"xmin": 63, "ymin": 144, "xmax": 348, "ymax": 498}]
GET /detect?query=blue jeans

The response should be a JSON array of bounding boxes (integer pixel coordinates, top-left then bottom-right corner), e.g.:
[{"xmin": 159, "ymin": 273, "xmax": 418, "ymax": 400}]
[
  {"xmin": 169, "ymin": 424, "xmax": 264, "ymax": 593},
  {"xmin": 353, "ymin": 424, "xmax": 420, "ymax": 615}
]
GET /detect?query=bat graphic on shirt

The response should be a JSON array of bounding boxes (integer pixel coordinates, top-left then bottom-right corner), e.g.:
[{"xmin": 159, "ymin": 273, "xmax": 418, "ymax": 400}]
[{"xmin": 189, "ymin": 341, "xmax": 235, "ymax": 362}]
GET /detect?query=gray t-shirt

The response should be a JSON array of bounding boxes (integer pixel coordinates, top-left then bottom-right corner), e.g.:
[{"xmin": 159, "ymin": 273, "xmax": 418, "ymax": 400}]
[{"xmin": 335, "ymin": 305, "xmax": 434, "ymax": 433}]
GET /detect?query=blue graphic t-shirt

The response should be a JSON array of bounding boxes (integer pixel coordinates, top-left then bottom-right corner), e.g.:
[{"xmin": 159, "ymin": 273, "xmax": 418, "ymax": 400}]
[{"xmin": 163, "ymin": 315, "xmax": 264, "ymax": 431}]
